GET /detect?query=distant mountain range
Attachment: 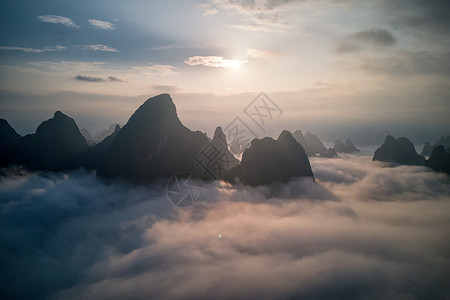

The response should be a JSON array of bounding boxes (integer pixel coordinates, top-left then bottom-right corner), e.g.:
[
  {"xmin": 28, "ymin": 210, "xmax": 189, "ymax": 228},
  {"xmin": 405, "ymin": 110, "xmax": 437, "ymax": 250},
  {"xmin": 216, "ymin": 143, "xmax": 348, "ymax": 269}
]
[
  {"xmin": 1, "ymin": 94, "xmax": 449, "ymax": 184},
  {"xmin": 292, "ymin": 130, "xmax": 359, "ymax": 157},
  {"xmin": 81, "ymin": 123, "xmax": 122, "ymax": 146},
  {"xmin": 420, "ymin": 136, "xmax": 450, "ymax": 156},
  {"xmin": 0, "ymin": 94, "xmax": 315, "ymax": 186},
  {"xmin": 373, "ymin": 135, "xmax": 450, "ymax": 174}
]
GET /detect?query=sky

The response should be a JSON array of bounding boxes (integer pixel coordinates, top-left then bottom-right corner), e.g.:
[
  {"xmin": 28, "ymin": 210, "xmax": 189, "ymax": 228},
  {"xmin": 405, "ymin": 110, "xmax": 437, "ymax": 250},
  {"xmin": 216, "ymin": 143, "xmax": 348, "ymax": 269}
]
[{"xmin": 0, "ymin": 0, "xmax": 449, "ymax": 142}]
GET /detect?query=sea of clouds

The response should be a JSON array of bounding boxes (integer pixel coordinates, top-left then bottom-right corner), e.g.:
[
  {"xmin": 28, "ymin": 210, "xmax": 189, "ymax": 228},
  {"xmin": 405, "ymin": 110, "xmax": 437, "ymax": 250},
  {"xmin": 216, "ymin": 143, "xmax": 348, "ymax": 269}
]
[{"xmin": 1, "ymin": 155, "xmax": 449, "ymax": 300}]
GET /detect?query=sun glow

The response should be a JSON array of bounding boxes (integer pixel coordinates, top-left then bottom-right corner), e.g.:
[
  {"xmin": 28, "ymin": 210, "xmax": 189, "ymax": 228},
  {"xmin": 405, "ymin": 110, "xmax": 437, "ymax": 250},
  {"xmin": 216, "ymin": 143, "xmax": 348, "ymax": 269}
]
[
  {"xmin": 184, "ymin": 56, "xmax": 246, "ymax": 70},
  {"xmin": 224, "ymin": 59, "xmax": 246, "ymax": 70}
]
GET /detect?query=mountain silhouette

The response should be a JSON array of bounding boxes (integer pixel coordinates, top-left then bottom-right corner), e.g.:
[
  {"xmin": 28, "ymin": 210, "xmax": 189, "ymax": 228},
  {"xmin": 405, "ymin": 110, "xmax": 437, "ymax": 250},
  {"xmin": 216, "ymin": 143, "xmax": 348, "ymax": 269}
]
[
  {"xmin": 420, "ymin": 136, "xmax": 450, "ymax": 156},
  {"xmin": 373, "ymin": 135, "xmax": 425, "ymax": 165},
  {"xmin": 78, "ymin": 124, "xmax": 121, "ymax": 170},
  {"xmin": 225, "ymin": 130, "xmax": 314, "ymax": 186},
  {"xmin": 96, "ymin": 94, "xmax": 209, "ymax": 182},
  {"xmin": 425, "ymin": 145, "xmax": 450, "ymax": 174},
  {"xmin": 304, "ymin": 132, "xmax": 328, "ymax": 155},
  {"xmin": 15, "ymin": 111, "xmax": 89, "ymax": 171},
  {"xmin": 292, "ymin": 130, "xmax": 330, "ymax": 157},
  {"xmin": 93, "ymin": 123, "xmax": 122, "ymax": 144},
  {"xmin": 334, "ymin": 139, "xmax": 360, "ymax": 153},
  {"xmin": 209, "ymin": 126, "xmax": 239, "ymax": 170},
  {"xmin": 0, "ymin": 119, "xmax": 22, "ymax": 167},
  {"xmin": 320, "ymin": 148, "xmax": 338, "ymax": 158},
  {"xmin": 80, "ymin": 128, "xmax": 95, "ymax": 145}
]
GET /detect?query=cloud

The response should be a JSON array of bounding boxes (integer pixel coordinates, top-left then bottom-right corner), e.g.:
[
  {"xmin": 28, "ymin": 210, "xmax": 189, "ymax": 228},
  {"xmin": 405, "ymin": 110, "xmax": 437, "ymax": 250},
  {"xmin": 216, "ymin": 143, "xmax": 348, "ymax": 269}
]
[
  {"xmin": 131, "ymin": 63, "xmax": 178, "ymax": 77},
  {"xmin": 213, "ymin": 0, "xmax": 299, "ymax": 13},
  {"xmin": 152, "ymin": 85, "xmax": 179, "ymax": 92},
  {"xmin": 1, "ymin": 156, "xmax": 449, "ymax": 299},
  {"xmin": 76, "ymin": 44, "xmax": 119, "ymax": 52},
  {"xmin": 335, "ymin": 28, "xmax": 396, "ymax": 54},
  {"xmin": 352, "ymin": 28, "xmax": 396, "ymax": 46},
  {"xmin": 28, "ymin": 61, "xmax": 105, "ymax": 73},
  {"xmin": 313, "ymin": 81, "xmax": 332, "ymax": 88},
  {"xmin": 246, "ymin": 48, "xmax": 279, "ymax": 59},
  {"xmin": 198, "ymin": 3, "xmax": 219, "ymax": 16},
  {"xmin": 37, "ymin": 15, "xmax": 79, "ymax": 28},
  {"xmin": 107, "ymin": 76, "xmax": 123, "ymax": 82},
  {"xmin": 88, "ymin": 19, "xmax": 115, "ymax": 30},
  {"xmin": 185, "ymin": 56, "xmax": 247, "ymax": 69},
  {"xmin": 199, "ymin": 0, "xmax": 294, "ymax": 32},
  {"xmin": 74, "ymin": 75, "xmax": 124, "ymax": 83},
  {"xmin": 358, "ymin": 51, "xmax": 450, "ymax": 77},
  {"xmin": 0, "ymin": 45, "xmax": 66, "ymax": 53},
  {"xmin": 381, "ymin": 0, "xmax": 450, "ymax": 36}
]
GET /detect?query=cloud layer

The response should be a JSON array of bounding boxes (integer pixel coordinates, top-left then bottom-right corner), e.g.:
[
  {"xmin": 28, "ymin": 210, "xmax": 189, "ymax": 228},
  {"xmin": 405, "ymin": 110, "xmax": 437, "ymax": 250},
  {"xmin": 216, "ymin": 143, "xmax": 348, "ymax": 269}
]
[
  {"xmin": 75, "ymin": 75, "xmax": 123, "ymax": 82},
  {"xmin": 76, "ymin": 44, "xmax": 119, "ymax": 52},
  {"xmin": 185, "ymin": 56, "xmax": 247, "ymax": 69},
  {"xmin": 1, "ymin": 156, "xmax": 449, "ymax": 299},
  {"xmin": 88, "ymin": 19, "xmax": 115, "ymax": 30},
  {"xmin": 335, "ymin": 28, "xmax": 396, "ymax": 54},
  {"xmin": 0, "ymin": 45, "xmax": 66, "ymax": 53},
  {"xmin": 37, "ymin": 15, "xmax": 79, "ymax": 28}
]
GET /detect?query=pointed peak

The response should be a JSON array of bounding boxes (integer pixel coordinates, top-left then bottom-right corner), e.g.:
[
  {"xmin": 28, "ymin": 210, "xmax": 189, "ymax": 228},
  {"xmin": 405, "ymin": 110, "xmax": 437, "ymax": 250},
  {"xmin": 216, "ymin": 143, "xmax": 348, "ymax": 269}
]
[
  {"xmin": 0, "ymin": 118, "xmax": 12, "ymax": 128},
  {"xmin": 109, "ymin": 123, "xmax": 120, "ymax": 131},
  {"xmin": 144, "ymin": 93, "xmax": 173, "ymax": 104},
  {"xmin": 137, "ymin": 94, "xmax": 177, "ymax": 116},
  {"xmin": 385, "ymin": 135, "xmax": 396, "ymax": 143},
  {"xmin": 293, "ymin": 129, "xmax": 304, "ymax": 136},
  {"xmin": 113, "ymin": 124, "xmax": 121, "ymax": 133},
  {"xmin": 214, "ymin": 126, "xmax": 223, "ymax": 136},
  {"xmin": 278, "ymin": 130, "xmax": 294, "ymax": 141},
  {"xmin": 304, "ymin": 132, "xmax": 316, "ymax": 138},
  {"xmin": 54, "ymin": 111, "xmax": 65, "ymax": 118}
]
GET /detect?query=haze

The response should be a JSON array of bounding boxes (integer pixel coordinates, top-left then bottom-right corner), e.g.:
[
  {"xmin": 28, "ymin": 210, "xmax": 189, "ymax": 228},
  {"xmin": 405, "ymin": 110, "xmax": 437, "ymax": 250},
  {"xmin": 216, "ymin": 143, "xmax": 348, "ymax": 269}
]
[{"xmin": 0, "ymin": 0, "xmax": 449, "ymax": 143}]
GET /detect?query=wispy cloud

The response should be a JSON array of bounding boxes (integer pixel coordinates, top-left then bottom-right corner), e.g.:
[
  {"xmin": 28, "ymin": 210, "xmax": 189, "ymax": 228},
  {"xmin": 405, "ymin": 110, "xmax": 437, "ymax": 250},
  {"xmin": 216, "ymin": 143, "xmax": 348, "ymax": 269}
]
[
  {"xmin": 197, "ymin": 3, "xmax": 219, "ymax": 16},
  {"xmin": 185, "ymin": 56, "xmax": 247, "ymax": 69},
  {"xmin": 75, "ymin": 75, "xmax": 123, "ymax": 82},
  {"xmin": 37, "ymin": 15, "xmax": 79, "ymax": 28},
  {"xmin": 335, "ymin": 28, "xmax": 396, "ymax": 54},
  {"xmin": 246, "ymin": 48, "xmax": 279, "ymax": 59},
  {"xmin": 313, "ymin": 81, "xmax": 333, "ymax": 88},
  {"xmin": 0, "ymin": 45, "xmax": 66, "ymax": 53},
  {"xmin": 88, "ymin": 19, "xmax": 115, "ymax": 30},
  {"xmin": 28, "ymin": 61, "xmax": 105, "ymax": 72},
  {"xmin": 76, "ymin": 44, "xmax": 119, "ymax": 52},
  {"xmin": 131, "ymin": 63, "xmax": 178, "ymax": 77},
  {"xmin": 152, "ymin": 85, "xmax": 179, "ymax": 92}
]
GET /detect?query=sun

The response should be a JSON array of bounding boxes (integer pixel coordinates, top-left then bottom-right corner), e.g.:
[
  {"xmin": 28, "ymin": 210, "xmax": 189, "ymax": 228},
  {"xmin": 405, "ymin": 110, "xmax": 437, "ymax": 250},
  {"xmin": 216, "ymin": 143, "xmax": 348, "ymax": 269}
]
[{"xmin": 224, "ymin": 59, "xmax": 246, "ymax": 70}]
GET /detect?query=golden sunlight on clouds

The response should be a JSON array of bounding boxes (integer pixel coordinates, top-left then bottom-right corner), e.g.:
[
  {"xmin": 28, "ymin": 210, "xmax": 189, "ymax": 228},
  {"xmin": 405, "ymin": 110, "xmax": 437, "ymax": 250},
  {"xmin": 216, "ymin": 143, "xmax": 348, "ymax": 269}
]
[{"xmin": 184, "ymin": 56, "xmax": 247, "ymax": 70}]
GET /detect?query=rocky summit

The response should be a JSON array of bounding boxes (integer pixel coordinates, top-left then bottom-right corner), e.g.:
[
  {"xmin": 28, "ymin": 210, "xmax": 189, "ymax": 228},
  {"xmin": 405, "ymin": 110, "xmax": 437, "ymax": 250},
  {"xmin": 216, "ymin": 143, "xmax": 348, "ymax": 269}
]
[
  {"xmin": 96, "ymin": 94, "xmax": 209, "ymax": 182},
  {"xmin": 225, "ymin": 130, "xmax": 314, "ymax": 186},
  {"xmin": 373, "ymin": 135, "xmax": 425, "ymax": 165}
]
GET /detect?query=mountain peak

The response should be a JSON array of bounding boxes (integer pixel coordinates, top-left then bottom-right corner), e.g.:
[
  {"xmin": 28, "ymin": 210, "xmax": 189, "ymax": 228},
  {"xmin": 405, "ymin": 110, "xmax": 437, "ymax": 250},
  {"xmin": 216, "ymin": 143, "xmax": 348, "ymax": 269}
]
[
  {"xmin": 97, "ymin": 94, "xmax": 209, "ymax": 182},
  {"xmin": 385, "ymin": 135, "xmax": 395, "ymax": 143},
  {"xmin": 374, "ymin": 135, "xmax": 425, "ymax": 165},
  {"xmin": 225, "ymin": 131, "xmax": 313, "ymax": 186},
  {"xmin": 278, "ymin": 130, "xmax": 293, "ymax": 141},
  {"xmin": 142, "ymin": 93, "xmax": 174, "ymax": 108},
  {"xmin": 214, "ymin": 126, "xmax": 223, "ymax": 136},
  {"xmin": 54, "ymin": 111, "xmax": 64, "ymax": 118},
  {"xmin": 18, "ymin": 111, "xmax": 88, "ymax": 171}
]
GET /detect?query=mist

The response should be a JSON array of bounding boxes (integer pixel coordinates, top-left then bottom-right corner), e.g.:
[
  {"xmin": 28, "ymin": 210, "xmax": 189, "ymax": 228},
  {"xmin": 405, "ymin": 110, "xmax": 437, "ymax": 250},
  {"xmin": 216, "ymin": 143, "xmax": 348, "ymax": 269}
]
[
  {"xmin": 1, "ymin": 90, "xmax": 449, "ymax": 146},
  {"xmin": 1, "ymin": 156, "xmax": 449, "ymax": 299}
]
